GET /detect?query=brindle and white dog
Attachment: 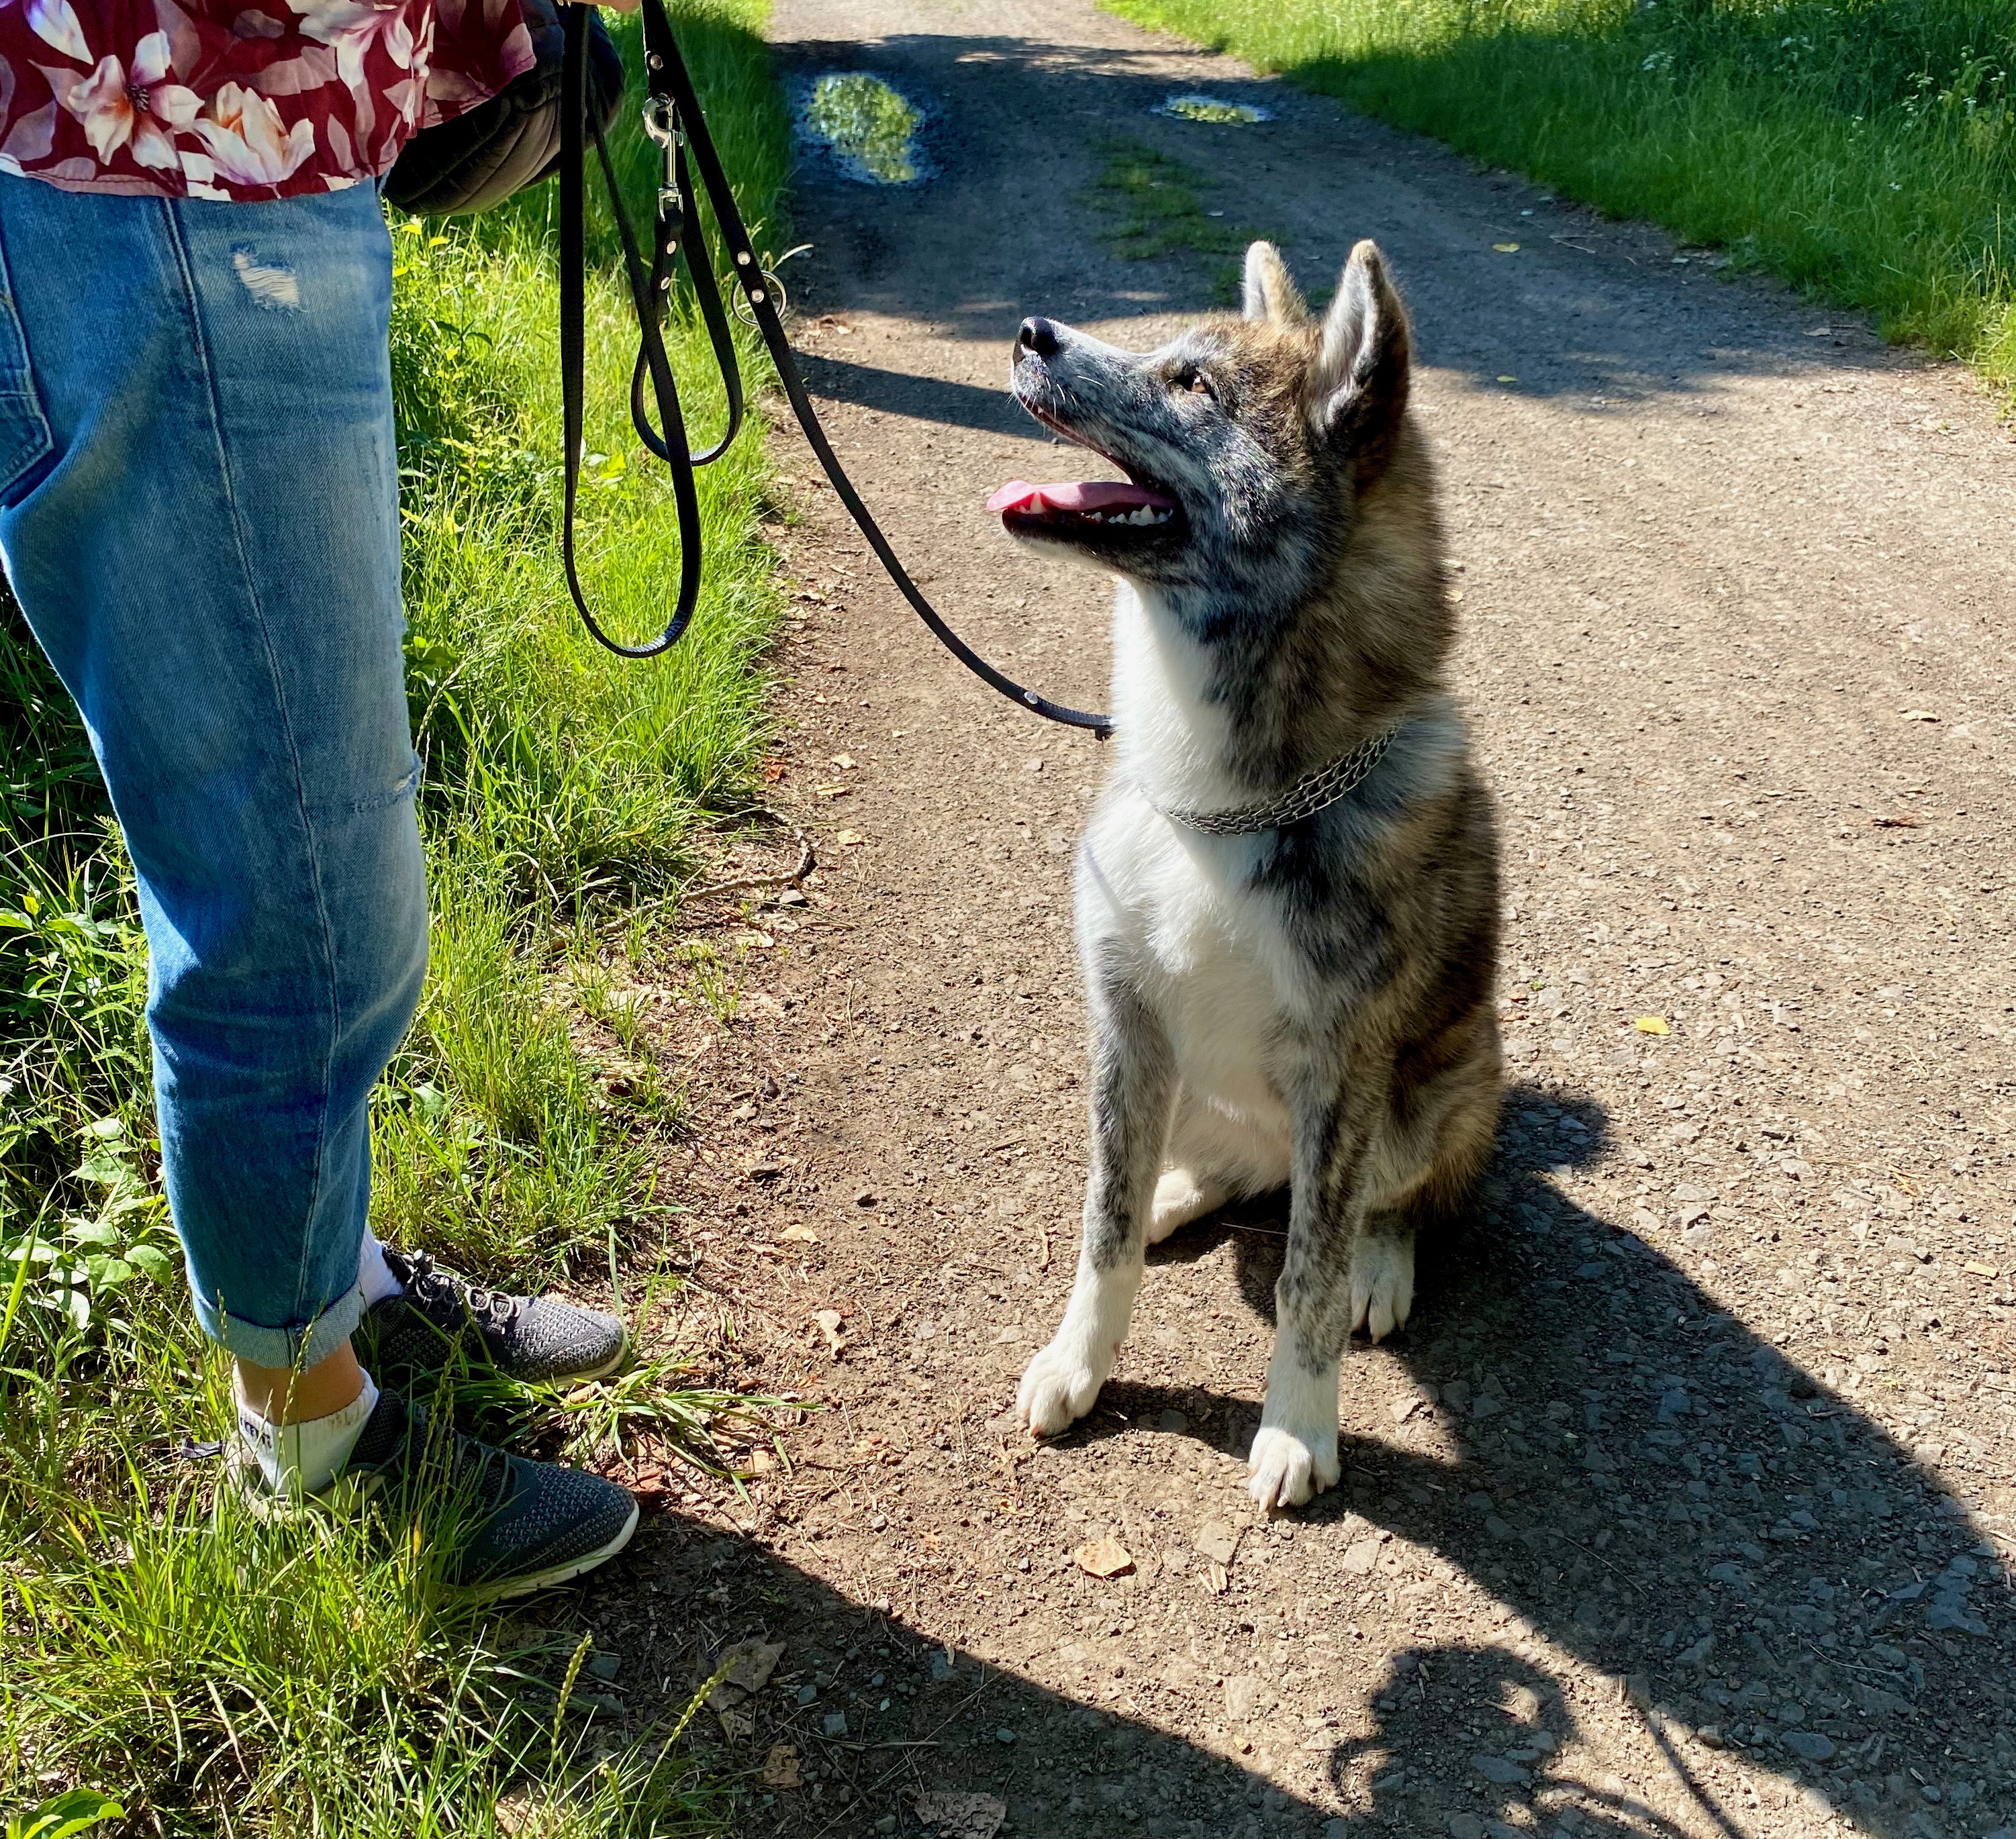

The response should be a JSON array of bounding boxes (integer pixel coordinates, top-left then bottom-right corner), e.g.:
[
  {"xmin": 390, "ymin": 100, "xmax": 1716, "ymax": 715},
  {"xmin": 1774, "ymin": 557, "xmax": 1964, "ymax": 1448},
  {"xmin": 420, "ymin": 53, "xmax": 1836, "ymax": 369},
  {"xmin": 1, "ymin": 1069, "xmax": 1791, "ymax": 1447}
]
[{"xmin": 990, "ymin": 240, "xmax": 1502, "ymax": 1509}]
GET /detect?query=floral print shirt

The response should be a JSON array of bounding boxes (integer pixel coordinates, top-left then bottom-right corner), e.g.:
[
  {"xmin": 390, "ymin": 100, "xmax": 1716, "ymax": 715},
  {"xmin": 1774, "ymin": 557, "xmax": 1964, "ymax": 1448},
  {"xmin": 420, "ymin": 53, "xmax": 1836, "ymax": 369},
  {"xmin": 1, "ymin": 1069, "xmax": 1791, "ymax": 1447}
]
[{"xmin": 0, "ymin": 0, "xmax": 532, "ymax": 200}]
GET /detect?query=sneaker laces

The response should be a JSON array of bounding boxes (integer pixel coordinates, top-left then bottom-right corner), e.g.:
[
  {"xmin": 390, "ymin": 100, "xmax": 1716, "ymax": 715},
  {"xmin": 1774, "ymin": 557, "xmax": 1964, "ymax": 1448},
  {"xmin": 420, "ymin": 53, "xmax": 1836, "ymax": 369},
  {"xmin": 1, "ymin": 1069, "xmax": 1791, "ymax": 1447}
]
[{"xmin": 394, "ymin": 1247, "xmax": 524, "ymax": 1332}]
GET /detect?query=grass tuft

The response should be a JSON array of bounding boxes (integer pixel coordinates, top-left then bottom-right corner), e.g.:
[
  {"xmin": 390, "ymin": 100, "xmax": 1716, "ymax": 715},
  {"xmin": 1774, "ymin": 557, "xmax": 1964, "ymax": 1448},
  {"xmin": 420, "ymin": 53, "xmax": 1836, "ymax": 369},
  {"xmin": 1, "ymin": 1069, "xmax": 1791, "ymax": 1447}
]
[{"xmin": 1086, "ymin": 138, "xmax": 1282, "ymax": 303}]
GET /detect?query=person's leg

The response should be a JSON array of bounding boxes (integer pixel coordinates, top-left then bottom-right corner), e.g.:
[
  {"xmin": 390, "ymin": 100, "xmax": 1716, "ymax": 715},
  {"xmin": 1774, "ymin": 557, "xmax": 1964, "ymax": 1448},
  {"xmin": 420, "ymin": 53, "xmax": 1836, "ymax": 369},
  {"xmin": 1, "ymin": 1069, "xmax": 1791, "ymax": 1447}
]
[
  {"xmin": 0, "ymin": 176, "xmax": 424, "ymax": 1414},
  {"xmin": 0, "ymin": 177, "xmax": 640, "ymax": 1593}
]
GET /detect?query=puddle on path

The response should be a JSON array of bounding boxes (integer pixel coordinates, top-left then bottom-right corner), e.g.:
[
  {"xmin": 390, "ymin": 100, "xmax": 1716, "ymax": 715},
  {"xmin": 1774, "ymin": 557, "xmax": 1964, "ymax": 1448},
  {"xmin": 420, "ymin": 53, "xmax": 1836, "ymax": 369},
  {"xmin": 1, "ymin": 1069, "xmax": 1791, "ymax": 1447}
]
[
  {"xmin": 1158, "ymin": 93, "xmax": 1271, "ymax": 125},
  {"xmin": 800, "ymin": 72, "xmax": 925, "ymax": 185}
]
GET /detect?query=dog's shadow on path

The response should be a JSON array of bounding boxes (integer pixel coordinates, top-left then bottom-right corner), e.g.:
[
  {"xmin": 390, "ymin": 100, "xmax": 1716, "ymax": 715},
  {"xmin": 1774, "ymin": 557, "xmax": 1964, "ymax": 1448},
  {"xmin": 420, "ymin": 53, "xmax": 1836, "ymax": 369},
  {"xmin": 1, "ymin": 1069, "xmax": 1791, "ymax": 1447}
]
[
  {"xmin": 1065, "ymin": 1081, "xmax": 2011, "ymax": 1838},
  {"xmin": 636, "ymin": 1085, "xmax": 2007, "ymax": 1839}
]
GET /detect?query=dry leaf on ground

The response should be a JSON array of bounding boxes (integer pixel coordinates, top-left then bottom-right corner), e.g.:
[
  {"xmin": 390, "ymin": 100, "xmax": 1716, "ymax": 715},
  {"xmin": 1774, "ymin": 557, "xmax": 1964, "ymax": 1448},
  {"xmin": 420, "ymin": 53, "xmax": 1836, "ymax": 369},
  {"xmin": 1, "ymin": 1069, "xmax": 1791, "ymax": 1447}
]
[
  {"xmin": 1073, "ymin": 1534, "xmax": 1133, "ymax": 1578},
  {"xmin": 813, "ymin": 1309, "xmax": 850, "ymax": 1355},
  {"xmin": 708, "ymin": 1638, "xmax": 783, "ymax": 1710},
  {"xmin": 781, "ymin": 1223, "xmax": 819, "ymax": 1244},
  {"xmin": 1633, "ymin": 1015, "xmax": 1670, "ymax": 1035},
  {"xmin": 763, "ymin": 1743, "xmax": 801, "ymax": 1788}
]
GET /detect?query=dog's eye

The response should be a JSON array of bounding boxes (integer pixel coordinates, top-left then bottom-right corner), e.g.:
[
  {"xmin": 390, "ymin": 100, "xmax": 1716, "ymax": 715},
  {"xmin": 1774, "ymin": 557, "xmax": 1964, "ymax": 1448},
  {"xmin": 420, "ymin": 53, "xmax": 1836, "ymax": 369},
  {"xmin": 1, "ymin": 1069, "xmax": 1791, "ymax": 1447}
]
[{"xmin": 1171, "ymin": 366, "xmax": 1216, "ymax": 400}]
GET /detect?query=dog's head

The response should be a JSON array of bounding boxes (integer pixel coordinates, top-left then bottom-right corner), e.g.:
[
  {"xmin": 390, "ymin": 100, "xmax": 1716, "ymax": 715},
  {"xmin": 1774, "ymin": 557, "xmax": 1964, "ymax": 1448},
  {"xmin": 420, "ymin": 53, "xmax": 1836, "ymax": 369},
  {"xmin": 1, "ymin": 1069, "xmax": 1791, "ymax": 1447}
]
[{"xmin": 990, "ymin": 240, "xmax": 1416, "ymax": 602}]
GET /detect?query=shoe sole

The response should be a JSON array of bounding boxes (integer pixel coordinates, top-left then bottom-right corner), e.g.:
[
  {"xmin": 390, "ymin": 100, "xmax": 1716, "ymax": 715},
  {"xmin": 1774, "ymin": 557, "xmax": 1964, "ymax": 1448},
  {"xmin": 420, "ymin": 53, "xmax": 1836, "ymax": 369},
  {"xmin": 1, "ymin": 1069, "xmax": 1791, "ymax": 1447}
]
[{"xmin": 463, "ymin": 1495, "xmax": 640, "ymax": 1603}]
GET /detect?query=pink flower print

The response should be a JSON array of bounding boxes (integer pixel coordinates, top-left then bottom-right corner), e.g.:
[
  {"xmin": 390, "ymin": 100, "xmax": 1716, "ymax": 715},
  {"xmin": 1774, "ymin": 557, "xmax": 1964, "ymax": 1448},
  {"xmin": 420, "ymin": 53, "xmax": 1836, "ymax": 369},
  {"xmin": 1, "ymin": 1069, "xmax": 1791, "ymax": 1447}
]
[
  {"xmin": 283, "ymin": 0, "xmax": 413, "ymax": 148},
  {"xmin": 47, "ymin": 32, "xmax": 201, "ymax": 168},
  {"xmin": 24, "ymin": 0, "xmax": 90, "ymax": 61},
  {"xmin": 192, "ymin": 81, "xmax": 315, "ymax": 185},
  {"xmin": 289, "ymin": 0, "xmax": 412, "ymax": 85}
]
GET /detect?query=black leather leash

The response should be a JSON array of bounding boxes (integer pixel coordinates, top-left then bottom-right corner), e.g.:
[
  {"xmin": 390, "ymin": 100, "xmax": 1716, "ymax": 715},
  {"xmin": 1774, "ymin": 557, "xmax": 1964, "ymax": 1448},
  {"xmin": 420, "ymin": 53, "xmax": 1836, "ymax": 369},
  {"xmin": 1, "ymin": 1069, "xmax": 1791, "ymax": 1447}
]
[{"xmin": 559, "ymin": 0, "xmax": 1113, "ymax": 734}]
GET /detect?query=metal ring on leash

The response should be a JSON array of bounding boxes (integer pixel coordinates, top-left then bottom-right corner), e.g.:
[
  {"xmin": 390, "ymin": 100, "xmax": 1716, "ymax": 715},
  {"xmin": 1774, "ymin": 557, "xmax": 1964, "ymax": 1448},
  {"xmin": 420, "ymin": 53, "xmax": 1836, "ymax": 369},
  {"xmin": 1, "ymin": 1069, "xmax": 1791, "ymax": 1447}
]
[{"xmin": 733, "ymin": 268, "xmax": 787, "ymax": 326}]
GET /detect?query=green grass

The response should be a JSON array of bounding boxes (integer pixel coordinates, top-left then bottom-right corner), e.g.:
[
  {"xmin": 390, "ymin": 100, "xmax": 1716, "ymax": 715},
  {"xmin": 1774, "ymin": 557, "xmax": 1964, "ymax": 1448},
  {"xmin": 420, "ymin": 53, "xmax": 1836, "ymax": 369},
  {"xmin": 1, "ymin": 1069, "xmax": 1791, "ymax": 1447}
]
[
  {"xmin": 1086, "ymin": 138, "xmax": 1284, "ymax": 303},
  {"xmin": 1105, "ymin": 0, "xmax": 2016, "ymax": 394},
  {"xmin": 0, "ymin": 1, "xmax": 796, "ymax": 1830}
]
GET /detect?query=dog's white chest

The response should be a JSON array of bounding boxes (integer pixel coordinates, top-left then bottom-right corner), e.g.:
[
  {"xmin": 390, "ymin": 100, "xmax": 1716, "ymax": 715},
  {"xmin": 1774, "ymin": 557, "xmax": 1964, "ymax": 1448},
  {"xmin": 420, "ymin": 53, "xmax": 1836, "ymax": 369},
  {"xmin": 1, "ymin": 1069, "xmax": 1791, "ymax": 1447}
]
[{"xmin": 1079, "ymin": 795, "xmax": 1299, "ymax": 1121}]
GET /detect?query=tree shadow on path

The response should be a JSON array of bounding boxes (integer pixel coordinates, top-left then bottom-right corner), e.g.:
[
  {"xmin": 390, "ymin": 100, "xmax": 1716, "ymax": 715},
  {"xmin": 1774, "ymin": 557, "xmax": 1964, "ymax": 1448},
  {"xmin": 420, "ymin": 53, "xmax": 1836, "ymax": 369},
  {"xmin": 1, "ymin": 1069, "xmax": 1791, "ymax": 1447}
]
[{"xmin": 772, "ymin": 32, "xmax": 1911, "ymax": 413}]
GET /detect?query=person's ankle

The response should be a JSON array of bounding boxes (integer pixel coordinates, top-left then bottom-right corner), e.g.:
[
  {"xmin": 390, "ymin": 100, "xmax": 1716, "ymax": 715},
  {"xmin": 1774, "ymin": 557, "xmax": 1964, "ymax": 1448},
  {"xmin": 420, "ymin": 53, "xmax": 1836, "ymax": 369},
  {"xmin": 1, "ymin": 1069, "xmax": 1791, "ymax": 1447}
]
[
  {"xmin": 237, "ymin": 1339, "xmax": 368, "ymax": 1425},
  {"xmin": 236, "ymin": 1370, "xmax": 381, "ymax": 1497}
]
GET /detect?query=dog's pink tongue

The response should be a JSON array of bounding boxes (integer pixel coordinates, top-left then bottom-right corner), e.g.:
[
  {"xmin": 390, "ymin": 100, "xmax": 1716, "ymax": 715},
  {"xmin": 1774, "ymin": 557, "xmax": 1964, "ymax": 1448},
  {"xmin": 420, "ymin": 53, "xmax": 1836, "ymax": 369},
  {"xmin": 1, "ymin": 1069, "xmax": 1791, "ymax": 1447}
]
[{"xmin": 986, "ymin": 479, "xmax": 1175, "ymax": 513}]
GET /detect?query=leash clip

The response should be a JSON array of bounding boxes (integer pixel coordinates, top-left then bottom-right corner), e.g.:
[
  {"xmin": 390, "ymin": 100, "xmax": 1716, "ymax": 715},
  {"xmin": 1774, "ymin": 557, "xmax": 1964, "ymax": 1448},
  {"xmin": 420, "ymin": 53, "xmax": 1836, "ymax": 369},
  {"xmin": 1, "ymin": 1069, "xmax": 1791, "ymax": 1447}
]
[
  {"xmin": 640, "ymin": 95, "xmax": 680, "ymax": 151},
  {"xmin": 640, "ymin": 97, "xmax": 684, "ymax": 224}
]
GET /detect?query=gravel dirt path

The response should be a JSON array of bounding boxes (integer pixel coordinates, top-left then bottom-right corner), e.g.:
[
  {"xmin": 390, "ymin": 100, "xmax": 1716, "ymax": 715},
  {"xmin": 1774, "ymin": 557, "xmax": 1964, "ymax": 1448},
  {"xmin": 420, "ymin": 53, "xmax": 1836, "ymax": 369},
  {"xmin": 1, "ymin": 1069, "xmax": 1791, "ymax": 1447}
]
[{"xmin": 571, "ymin": 5, "xmax": 2016, "ymax": 1836}]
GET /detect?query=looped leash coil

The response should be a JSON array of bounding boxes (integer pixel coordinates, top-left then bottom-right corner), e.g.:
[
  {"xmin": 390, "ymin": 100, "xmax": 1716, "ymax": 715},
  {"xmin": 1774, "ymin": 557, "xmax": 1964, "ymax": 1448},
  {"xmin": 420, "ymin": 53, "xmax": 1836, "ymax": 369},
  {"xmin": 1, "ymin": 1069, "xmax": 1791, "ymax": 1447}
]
[{"xmin": 559, "ymin": 0, "xmax": 1112, "ymax": 733}]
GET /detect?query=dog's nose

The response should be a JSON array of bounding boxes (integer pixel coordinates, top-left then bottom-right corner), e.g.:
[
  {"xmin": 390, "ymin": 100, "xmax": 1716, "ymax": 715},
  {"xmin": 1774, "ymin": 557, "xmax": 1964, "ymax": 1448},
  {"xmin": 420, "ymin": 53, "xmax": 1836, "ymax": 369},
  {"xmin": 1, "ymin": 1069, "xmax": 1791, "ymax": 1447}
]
[{"xmin": 1018, "ymin": 316, "xmax": 1060, "ymax": 359}]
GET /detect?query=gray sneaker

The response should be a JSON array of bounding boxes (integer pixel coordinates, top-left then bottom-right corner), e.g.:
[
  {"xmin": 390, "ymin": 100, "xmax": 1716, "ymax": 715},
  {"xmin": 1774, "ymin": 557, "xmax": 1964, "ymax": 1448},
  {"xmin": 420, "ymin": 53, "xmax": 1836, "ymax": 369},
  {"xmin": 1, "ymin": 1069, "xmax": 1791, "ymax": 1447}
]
[
  {"xmin": 230, "ymin": 1386, "xmax": 639, "ymax": 1601},
  {"xmin": 354, "ymin": 1246, "xmax": 629, "ymax": 1386}
]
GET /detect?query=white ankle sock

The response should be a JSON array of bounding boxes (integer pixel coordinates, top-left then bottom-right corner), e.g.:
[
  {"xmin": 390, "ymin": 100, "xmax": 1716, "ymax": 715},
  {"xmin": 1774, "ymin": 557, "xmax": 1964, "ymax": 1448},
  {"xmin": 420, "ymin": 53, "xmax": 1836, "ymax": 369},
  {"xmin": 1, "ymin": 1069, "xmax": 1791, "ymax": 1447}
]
[
  {"xmin": 356, "ymin": 1228, "xmax": 403, "ymax": 1308},
  {"xmin": 236, "ymin": 1371, "xmax": 381, "ymax": 1497}
]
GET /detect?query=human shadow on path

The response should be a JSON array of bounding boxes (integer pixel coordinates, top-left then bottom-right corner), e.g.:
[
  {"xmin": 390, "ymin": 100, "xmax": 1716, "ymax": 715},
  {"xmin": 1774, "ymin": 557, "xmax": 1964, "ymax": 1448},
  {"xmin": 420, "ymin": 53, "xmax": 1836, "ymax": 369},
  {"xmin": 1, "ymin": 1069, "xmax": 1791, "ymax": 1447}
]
[{"xmin": 595, "ymin": 1081, "xmax": 2007, "ymax": 1839}]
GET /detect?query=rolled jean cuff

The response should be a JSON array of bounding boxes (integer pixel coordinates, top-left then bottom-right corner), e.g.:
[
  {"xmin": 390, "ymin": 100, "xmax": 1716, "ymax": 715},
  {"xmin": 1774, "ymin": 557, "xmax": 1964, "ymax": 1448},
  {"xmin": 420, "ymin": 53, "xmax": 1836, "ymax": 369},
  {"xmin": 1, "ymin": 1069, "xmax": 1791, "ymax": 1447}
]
[{"xmin": 190, "ymin": 1278, "xmax": 367, "ymax": 1371}]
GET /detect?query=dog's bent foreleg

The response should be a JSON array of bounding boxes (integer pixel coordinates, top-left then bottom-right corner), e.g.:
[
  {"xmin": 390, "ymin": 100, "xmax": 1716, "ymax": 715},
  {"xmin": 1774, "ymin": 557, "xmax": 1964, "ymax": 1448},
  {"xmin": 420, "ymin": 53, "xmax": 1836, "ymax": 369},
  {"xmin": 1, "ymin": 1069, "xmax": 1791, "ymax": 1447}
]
[
  {"xmin": 1018, "ymin": 969, "xmax": 1173, "ymax": 1437},
  {"xmin": 1249, "ymin": 1071, "xmax": 1379, "ymax": 1509}
]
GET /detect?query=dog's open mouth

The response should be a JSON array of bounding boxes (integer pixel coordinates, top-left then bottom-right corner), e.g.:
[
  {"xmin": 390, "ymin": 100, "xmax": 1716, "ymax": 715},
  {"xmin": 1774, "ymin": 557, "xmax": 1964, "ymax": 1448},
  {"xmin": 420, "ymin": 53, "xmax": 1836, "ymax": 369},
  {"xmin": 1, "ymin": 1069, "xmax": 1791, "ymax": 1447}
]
[
  {"xmin": 993, "ymin": 363, "xmax": 1188, "ymax": 554},
  {"xmin": 985, "ymin": 477, "xmax": 1180, "ymax": 531}
]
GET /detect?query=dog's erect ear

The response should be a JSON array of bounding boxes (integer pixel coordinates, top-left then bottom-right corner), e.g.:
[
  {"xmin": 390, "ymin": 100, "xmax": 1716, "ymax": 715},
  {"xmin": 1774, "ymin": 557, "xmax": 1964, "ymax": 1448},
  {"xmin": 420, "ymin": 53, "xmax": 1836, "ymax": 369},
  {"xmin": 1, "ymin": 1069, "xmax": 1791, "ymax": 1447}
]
[
  {"xmin": 1310, "ymin": 240, "xmax": 1411, "ymax": 464},
  {"xmin": 1242, "ymin": 241, "xmax": 1307, "ymax": 327}
]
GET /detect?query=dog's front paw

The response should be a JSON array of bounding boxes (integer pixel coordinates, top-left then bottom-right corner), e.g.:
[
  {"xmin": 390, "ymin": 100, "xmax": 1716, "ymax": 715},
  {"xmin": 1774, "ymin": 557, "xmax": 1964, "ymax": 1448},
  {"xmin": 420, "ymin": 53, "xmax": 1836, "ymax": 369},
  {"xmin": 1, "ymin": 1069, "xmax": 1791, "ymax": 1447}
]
[
  {"xmin": 1016, "ymin": 1336, "xmax": 1110, "ymax": 1438},
  {"xmin": 1246, "ymin": 1422, "xmax": 1341, "ymax": 1509},
  {"xmin": 1349, "ymin": 1236, "xmax": 1415, "ymax": 1342}
]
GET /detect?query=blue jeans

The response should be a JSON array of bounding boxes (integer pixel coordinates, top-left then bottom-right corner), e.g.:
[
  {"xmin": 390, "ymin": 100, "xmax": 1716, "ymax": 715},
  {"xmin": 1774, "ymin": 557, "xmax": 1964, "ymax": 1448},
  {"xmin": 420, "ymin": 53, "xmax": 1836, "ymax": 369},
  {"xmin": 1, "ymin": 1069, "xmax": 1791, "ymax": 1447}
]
[{"xmin": 0, "ymin": 177, "xmax": 428, "ymax": 1369}]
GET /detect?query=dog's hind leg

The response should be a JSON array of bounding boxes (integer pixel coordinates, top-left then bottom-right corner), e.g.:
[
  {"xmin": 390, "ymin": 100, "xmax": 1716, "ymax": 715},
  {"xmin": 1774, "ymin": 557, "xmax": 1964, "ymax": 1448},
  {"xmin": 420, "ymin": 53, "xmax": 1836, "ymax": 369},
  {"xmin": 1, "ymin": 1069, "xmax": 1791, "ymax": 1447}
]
[
  {"xmin": 1347, "ymin": 1214, "xmax": 1417, "ymax": 1343},
  {"xmin": 1018, "ymin": 963, "xmax": 1174, "ymax": 1437},
  {"xmin": 1148, "ymin": 1092, "xmax": 1231, "ymax": 1244},
  {"xmin": 1149, "ymin": 1093, "xmax": 1290, "ymax": 1243},
  {"xmin": 1148, "ymin": 1164, "xmax": 1228, "ymax": 1243},
  {"xmin": 1349, "ymin": 1031, "xmax": 1499, "ymax": 1339}
]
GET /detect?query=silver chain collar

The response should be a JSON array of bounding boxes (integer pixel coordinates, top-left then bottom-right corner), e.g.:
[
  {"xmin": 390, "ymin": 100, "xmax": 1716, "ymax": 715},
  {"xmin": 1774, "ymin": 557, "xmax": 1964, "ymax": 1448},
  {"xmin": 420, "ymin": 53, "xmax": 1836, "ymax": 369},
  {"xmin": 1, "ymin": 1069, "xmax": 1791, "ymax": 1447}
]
[{"xmin": 1153, "ymin": 726, "xmax": 1398, "ymax": 836}]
